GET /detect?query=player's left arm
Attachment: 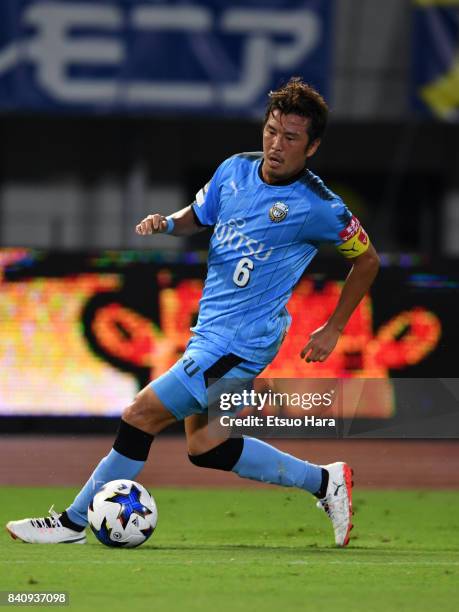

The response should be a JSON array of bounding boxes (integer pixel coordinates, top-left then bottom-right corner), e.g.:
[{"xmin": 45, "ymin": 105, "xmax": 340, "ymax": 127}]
[
  {"xmin": 300, "ymin": 203, "xmax": 380, "ymax": 363},
  {"xmin": 301, "ymin": 244, "xmax": 380, "ymax": 362}
]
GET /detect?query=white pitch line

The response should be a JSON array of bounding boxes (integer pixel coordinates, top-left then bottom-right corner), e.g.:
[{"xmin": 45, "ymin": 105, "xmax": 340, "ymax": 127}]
[{"xmin": 3, "ymin": 559, "xmax": 459, "ymax": 567}]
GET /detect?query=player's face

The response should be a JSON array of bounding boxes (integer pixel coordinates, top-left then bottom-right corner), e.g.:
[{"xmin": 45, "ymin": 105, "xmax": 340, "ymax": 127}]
[{"xmin": 262, "ymin": 110, "xmax": 320, "ymax": 184}]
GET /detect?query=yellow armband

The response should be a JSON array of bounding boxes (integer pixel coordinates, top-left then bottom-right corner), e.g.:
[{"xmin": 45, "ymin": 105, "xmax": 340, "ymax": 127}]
[{"xmin": 336, "ymin": 216, "xmax": 370, "ymax": 259}]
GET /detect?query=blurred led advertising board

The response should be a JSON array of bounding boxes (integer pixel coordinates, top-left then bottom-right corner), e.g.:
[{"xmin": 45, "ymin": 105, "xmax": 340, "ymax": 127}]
[
  {"xmin": 0, "ymin": 0, "xmax": 332, "ymax": 115},
  {"xmin": 1, "ymin": 248, "xmax": 457, "ymax": 428}
]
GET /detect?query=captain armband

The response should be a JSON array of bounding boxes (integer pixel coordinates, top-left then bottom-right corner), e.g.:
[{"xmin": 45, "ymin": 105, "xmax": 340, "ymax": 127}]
[{"xmin": 336, "ymin": 215, "xmax": 370, "ymax": 259}]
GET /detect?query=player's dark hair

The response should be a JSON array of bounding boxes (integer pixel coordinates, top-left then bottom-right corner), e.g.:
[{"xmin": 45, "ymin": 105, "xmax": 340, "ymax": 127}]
[{"xmin": 264, "ymin": 77, "xmax": 328, "ymax": 142}]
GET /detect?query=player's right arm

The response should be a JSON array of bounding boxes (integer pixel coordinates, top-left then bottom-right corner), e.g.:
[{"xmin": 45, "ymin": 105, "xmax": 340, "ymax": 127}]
[
  {"xmin": 135, "ymin": 205, "xmax": 206, "ymax": 237},
  {"xmin": 136, "ymin": 158, "xmax": 230, "ymax": 238}
]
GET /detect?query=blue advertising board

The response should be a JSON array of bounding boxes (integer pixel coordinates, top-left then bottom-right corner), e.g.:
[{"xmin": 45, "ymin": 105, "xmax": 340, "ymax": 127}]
[
  {"xmin": 412, "ymin": 1, "xmax": 459, "ymax": 119},
  {"xmin": 0, "ymin": 0, "xmax": 333, "ymax": 115}
]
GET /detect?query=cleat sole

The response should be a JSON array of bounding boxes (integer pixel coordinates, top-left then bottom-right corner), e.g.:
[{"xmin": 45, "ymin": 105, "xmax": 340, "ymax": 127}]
[{"xmin": 341, "ymin": 464, "xmax": 354, "ymax": 547}]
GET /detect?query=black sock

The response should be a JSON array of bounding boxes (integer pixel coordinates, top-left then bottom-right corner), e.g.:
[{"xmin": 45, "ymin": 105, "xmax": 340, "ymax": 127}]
[
  {"xmin": 59, "ymin": 510, "xmax": 86, "ymax": 532},
  {"xmin": 314, "ymin": 468, "xmax": 329, "ymax": 499}
]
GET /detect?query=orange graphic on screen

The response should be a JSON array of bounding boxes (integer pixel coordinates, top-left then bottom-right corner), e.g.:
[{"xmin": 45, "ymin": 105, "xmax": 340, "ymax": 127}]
[
  {"xmin": 156, "ymin": 278, "xmax": 441, "ymax": 378},
  {"xmin": 91, "ymin": 303, "xmax": 176, "ymax": 377},
  {"xmin": 156, "ymin": 278, "xmax": 441, "ymax": 417}
]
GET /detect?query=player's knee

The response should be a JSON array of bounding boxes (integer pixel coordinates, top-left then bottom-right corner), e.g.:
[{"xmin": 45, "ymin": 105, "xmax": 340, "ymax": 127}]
[
  {"xmin": 188, "ymin": 438, "xmax": 244, "ymax": 472},
  {"xmin": 122, "ymin": 390, "xmax": 173, "ymax": 435},
  {"xmin": 121, "ymin": 400, "xmax": 147, "ymax": 430},
  {"xmin": 186, "ymin": 430, "xmax": 211, "ymax": 457}
]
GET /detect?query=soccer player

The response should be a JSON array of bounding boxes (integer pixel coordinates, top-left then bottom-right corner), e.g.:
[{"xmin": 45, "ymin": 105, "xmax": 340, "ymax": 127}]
[{"xmin": 6, "ymin": 78, "xmax": 379, "ymax": 547}]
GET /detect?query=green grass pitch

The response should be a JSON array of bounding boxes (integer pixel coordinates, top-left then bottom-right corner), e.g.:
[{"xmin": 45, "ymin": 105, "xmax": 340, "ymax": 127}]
[{"xmin": 1, "ymin": 487, "xmax": 458, "ymax": 611}]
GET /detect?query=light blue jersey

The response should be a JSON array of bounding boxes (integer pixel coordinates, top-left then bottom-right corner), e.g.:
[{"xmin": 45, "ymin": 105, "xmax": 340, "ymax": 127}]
[{"xmin": 191, "ymin": 152, "xmax": 369, "ymax": 364}]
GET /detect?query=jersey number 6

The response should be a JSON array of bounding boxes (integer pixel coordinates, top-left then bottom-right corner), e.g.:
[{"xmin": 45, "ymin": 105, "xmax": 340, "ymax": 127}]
[{"xmin": 233, "ymin": 257, "xmax": 254, "ymax": 288}]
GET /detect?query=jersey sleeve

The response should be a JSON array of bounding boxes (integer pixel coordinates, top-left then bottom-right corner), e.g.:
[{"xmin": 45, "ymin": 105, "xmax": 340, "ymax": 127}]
[
  {"xmin": 192, "ymin": 158, "xmax": 230, "ymax": 226},
  {"xmin": 304, "ymin": 198, "xmax": 371, "ymax": 259}
]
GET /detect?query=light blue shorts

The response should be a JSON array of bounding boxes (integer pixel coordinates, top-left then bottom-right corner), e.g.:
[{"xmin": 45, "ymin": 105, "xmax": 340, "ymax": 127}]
[{"xmin": 149, "ymin": 335, "xmax": 267, "ymax": 420}]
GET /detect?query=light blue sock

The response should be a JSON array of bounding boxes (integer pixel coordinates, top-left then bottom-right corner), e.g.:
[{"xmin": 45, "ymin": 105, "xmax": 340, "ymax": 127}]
[
  {"xmin": 66, "ymin": 449, "xmax": 145, "ymax": 527},
  {"xmin": 232, "ymin": 437, "xmax": 323, "ymax": 494}
]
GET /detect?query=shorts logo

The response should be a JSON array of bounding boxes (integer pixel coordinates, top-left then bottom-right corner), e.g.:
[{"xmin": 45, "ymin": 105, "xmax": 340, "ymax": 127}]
[
  {"xmin": 183, "ymin": 356, "xmax": 200, "ymax": 378},
  {"xmin": 269, "ymin": 202, "xmax": 289, "ymax": 223},
  {"xmin": 339, "ymin": 215, "xmax": 361, "ymax": 242}
]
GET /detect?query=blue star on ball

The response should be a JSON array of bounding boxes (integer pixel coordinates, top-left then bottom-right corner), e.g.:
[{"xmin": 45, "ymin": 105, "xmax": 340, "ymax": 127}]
[{"xmin": 106, "ymin": 484, "xmax": 152, "ymax": 528}]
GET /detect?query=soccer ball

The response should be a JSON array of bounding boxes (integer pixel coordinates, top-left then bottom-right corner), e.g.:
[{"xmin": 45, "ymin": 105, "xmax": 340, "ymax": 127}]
[{"xmin": 88, "ymin": 479, "xmax": 157, "ymax": 548}]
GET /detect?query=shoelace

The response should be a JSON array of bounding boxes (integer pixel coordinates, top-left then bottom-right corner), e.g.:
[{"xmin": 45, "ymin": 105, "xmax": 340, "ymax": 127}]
[
  {"xmin": 30, "ymin": 505, "xmax": 63, "ymax": 529},
  {"xmin": 316, "ymin": 498, "xmax": 331, "ymax": 515}
]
